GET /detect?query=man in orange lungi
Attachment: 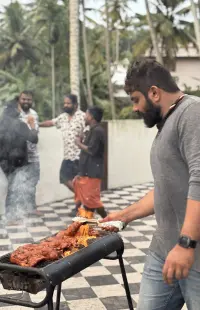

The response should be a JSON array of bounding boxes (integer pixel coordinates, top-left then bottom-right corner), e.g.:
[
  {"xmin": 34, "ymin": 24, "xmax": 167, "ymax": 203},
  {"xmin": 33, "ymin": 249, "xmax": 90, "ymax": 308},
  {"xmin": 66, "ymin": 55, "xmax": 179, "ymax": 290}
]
[{"xmin": 74, "ymin": 106, "xmax": 107, "ymax": 218}]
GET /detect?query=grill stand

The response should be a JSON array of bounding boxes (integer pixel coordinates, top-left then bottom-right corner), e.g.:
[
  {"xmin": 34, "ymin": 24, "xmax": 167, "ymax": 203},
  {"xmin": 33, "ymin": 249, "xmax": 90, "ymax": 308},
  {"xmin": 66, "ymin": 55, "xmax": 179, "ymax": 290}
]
[
  {"xmin": 40, "ymin": 253, "xmax": 134, "ymax": 310},
  {"xmin": 44, "ymin": 253, "xmax": 134, "ymax": 310},
  {"xmin": 118, "ymin": 255, "xmax": 134, "ymax": 310},
  {"xmin": 55, "ymin": 283, "xmax": 62, "ymax": 310},
  {"xmin": 104, "ymin": 251, "xmax": 134, "ymax": 310}
]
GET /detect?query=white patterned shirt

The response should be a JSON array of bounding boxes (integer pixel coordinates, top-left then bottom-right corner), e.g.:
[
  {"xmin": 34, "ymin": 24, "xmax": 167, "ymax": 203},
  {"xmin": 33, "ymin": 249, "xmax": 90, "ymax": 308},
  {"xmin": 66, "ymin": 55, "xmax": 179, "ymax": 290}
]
[
  {"xmin": 53, "ymin": 110, "xmax": 86, "ymax": 161},
  {"xmin": 20, "ymin": 109, "xmax": 39, "ymax": 163}
]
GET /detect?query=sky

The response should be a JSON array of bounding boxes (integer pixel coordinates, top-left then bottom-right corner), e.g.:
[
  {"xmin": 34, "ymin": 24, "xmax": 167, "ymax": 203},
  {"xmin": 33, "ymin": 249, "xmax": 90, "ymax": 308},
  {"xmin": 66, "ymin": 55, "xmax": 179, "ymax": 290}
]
[
  {"xmin": 0, "ymin": 0, "xmax": 193, "ymax": 25},
  {"xmin": 0, "ymin": 0, "xmax": 146, "ymax": 18}
]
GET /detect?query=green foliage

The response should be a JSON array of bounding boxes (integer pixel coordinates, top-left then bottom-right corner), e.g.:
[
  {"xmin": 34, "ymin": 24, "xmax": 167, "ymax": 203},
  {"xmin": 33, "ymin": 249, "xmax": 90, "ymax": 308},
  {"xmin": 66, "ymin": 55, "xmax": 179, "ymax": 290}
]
[
  {"xmin": 119, "ymin": 106, "xmax": 139, "ymax": 119},
  {"xmin": 0, "ymin": 0, "xmax": 199, "ymax": 121},
  {"xmin": 133, "ymin": 0, "xmax": 196, "ymax": 70},
  {"xmin": 184, "ymin": 85, "xmax": 200, "ymax": 97}
]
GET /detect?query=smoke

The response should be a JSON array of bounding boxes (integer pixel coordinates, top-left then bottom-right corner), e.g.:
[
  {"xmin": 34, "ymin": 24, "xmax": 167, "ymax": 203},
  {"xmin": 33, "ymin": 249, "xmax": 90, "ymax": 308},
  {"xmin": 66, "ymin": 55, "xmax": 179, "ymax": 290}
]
[
  {"xmin": 0, "ymin": 165, "xmax": 39, "ymax": 229},
  {"xmin": 0, "ymin": 167, "xmax": 8, "ymax": 216},
  {"xmin": 6, "ymin": 165, "xmax": 37, "ymax": 222}
]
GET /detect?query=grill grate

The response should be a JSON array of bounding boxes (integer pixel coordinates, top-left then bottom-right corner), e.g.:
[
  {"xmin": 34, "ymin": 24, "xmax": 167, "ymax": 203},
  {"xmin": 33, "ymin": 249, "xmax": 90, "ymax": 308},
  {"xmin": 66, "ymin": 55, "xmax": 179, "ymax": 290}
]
[
  {"xmin": 0, "ymin": 233, "xmax": 134, "ymax": 310},
  {"xmin": 0, "ymin": 230, "xmax": 121, "ymax": 295},
  {"xmin": 0, "ymin": 253, "xmax": 57, "ymax": 269},
  {"xmin": 0, "ymin": 237, "xmax": 99, "ymax": 269}
]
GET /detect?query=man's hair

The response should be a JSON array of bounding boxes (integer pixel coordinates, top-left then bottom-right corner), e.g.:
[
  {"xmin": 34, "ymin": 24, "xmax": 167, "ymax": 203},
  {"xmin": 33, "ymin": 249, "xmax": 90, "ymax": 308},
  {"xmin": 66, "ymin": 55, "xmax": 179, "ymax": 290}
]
[
  {"xmin": 65, "ymin": 94, "xmax": 78, "ymax": 105},
  {"xmin": 4, "ymin": 99, "xmax": 19, "ymax": 118},
  {"xmin": 124, "ymin": 58, "xmax": 180, "ymax": 96},
  {"xmin": 20, "ymin": 90, "xmax": 33, "ymax": 97},
  {"xmin": 88, "ymin": 106, "xmax": 104, "ymax": 123}
]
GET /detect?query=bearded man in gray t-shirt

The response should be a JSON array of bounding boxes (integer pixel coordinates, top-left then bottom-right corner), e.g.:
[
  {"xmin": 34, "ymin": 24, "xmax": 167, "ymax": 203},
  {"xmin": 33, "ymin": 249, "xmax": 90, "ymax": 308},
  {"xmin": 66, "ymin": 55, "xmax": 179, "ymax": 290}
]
[{"xmin": 102, "ymin": 59, "xmax": 200, "ymax": 310}]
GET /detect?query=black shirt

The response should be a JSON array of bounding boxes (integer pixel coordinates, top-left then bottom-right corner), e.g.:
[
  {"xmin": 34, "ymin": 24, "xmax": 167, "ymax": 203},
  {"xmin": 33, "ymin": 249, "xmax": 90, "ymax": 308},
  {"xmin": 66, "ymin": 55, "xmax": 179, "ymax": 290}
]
[
  {"xmin": 0, "ymin": 115, "xmax": 38, "ymax": 175},
  {"xmin": 79, "ymin": 124, "xmax": 105, "ymax": 179}
]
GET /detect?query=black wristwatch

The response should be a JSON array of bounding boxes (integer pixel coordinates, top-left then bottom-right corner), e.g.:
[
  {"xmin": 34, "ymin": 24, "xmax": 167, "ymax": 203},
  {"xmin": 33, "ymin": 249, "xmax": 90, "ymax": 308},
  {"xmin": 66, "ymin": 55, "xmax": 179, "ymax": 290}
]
[{"xmin": 178, "ymin": 235, "xmax": 197, "ymax": 249}]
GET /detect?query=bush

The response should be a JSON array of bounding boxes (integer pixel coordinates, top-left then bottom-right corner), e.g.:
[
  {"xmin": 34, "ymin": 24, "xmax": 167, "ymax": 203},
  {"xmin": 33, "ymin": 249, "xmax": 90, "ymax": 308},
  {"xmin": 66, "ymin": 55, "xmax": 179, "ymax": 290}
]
[
  {"xmin": 119, "ymin": 105, "xmax": 140, "ymax": 119},
  {"xmin": 184, "ymin": 86, "xmax": 200, "ymax": 97}
]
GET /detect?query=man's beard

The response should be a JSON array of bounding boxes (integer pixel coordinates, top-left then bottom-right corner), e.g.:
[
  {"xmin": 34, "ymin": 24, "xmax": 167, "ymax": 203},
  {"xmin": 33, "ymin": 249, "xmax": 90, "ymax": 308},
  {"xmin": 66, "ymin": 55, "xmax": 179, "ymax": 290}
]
[
  {"xmin": 138, "ymin": 98, "xmax": 162, "ymax": 128},
  {"xmin": 21, "ymin": 103, "xmax": 31, "ymax": 112},
  {"xmin": 63, "ymin": 107, "xmax": 74, "ymax": 114}
]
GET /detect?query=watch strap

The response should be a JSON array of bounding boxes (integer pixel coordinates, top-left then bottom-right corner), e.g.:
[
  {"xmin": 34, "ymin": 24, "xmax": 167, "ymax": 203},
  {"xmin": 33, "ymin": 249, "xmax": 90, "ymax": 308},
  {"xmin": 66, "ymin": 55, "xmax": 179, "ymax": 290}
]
[{"xmin": 189, "ymin": 240, "xmax": 197, "ymax": 249}]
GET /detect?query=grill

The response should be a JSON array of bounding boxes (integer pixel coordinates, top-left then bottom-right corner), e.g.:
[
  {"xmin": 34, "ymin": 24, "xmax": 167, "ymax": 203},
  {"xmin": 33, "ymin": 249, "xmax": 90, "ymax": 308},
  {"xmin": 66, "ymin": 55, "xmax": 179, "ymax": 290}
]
[{"xmin": 0, "ymin": 232, "xmax": 134, "ymax": 310}]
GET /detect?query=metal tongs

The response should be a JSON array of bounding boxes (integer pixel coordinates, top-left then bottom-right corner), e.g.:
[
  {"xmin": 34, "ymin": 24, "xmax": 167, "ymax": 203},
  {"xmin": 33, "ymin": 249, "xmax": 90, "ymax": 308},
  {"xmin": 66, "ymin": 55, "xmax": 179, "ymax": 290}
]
[{"xmin": 72, "ymin": 217, "xmax": 126, "ymax": 231}]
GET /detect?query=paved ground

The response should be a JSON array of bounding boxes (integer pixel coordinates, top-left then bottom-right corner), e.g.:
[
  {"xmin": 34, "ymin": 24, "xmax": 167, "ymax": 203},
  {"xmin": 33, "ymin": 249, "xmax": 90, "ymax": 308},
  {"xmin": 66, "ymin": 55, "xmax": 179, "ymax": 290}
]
[{"xmin": 0, "ymin": 182, "xmax": 187, "ymax": 310}]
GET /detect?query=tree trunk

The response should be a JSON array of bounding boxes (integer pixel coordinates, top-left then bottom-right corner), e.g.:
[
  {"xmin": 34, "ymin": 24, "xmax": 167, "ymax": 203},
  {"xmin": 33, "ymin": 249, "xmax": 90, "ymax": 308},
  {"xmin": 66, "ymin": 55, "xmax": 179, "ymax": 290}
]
[
  {"xmin": 190, "ymin": 0, "xmax": 200, "ymax": 56},
  {"xmin": 198, "ymin": 0, "xmax": 200, "ymax": 17},
  {"xmin": 144, "ymin": 0, "xmax": 163, "ymax": 65},
  {"xmin": 69, "ymin": 0, "xmax": 80, "ymax": 104},
  {"xmin": 115, "ymin": 28, "xmax": 119, "ymax": 63},
  {"xmin": 82, "ymin": 0, "xmax": 93, "ymax": 106},
  {"xmin": 105, "ymin": 0, "xmax": 116, "ymax": 120},
  {"xmin": 51, "ymin": 45, "xmax": 56, "ymax": 118}
]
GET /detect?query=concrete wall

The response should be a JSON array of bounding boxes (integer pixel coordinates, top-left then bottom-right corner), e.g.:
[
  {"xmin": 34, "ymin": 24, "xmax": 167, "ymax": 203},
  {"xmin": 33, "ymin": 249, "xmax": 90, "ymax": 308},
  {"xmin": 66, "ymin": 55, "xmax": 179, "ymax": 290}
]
[
  {"xmin": 175, "ymin": 58, "xmax": 200, "ymax": 90},
  {"xmin": 36, "ymin": 121, "xmax": 157, "ymax": 205},
  {"xmin": 107, "ymin": 120, "xmax": 157, "ymax": 188},
  {"xmin": 36, "ymin": 127, "xmax": 73, "ymax": 206}
]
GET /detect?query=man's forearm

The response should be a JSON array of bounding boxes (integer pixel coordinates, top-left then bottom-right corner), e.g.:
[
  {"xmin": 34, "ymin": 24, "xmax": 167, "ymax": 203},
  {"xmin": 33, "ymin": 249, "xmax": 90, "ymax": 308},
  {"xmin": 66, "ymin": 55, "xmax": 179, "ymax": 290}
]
[
  {"xmin": 121, "ymin": 189, "xmax": 154, "ymax": 223},
  {"xmin": 181, "ymin": 199, "xmax": 200, "ymax": 241},
  {"xmin": 39, "ymin": 120, "xmax": 54, "ymax": 127},
  {"xmin": 77, "ymin": 142, "xmax": 91, "ymax": 154}
]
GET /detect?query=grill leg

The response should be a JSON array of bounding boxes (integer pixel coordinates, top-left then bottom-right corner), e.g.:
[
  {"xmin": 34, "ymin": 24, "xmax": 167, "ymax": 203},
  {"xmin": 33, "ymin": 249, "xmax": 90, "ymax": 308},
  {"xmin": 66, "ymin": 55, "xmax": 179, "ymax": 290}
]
[
  {"xmin": 48, "ymin": 298, "xmax": 54, "ymax": 310},
  {"xmin": 55, "ymin": 283, "xmax": 62, "ymax": 310},
  {"xmin": 118, "ymin": 255, "xmax": 134, "ymax": 310}
]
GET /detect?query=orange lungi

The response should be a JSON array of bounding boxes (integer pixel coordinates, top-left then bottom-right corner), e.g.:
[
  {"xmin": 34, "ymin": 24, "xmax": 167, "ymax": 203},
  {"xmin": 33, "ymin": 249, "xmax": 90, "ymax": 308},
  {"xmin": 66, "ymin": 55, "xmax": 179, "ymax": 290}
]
[{"xmin": 73, "ymin": 176, "xmax": 103, "ymax": 209}]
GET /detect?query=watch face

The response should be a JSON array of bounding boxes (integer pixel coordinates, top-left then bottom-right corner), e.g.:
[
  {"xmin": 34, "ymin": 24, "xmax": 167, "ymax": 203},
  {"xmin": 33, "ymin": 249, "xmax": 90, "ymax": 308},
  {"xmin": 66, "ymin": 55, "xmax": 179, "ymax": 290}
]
[{"xmin": 179, "ymin": 236, "xmax": 190, "ymax": 248}]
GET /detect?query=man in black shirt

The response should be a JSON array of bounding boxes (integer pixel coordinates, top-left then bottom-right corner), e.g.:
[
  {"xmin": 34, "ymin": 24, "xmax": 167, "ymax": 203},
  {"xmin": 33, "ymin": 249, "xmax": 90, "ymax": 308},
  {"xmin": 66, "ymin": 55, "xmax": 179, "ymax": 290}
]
[
  {"xmin": 0, "ymin": 100, "xmax": 38, "ymax": 224},
  {"xmin": 74, "ymin": 107, "xmax": 107, "ymax": 218}
]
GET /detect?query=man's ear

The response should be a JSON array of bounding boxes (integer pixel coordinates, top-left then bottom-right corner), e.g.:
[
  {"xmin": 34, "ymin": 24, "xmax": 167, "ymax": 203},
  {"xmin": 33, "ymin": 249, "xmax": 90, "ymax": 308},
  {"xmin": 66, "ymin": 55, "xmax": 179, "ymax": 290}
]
[{"xmin": 148, "ymin": 86, "xmax": 161, "ymax": 104}]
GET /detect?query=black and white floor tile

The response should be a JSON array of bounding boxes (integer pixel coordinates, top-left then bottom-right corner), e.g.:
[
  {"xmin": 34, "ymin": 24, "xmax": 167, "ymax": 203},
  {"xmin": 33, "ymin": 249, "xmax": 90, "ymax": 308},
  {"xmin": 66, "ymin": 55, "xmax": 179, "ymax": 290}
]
[{"xmin": 0, "ymin": 182, "xmax": 187, "ymax": 310}]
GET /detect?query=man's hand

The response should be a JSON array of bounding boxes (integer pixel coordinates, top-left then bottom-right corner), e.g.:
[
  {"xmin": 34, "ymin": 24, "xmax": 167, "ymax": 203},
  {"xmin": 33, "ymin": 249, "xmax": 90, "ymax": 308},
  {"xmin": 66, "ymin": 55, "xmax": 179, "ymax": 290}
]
[
  {"xmin": 73, "ymin": 175, "xmax": 80, "ymax": 184},
  {"xmin": 75, "ymin": 136, "xmax": 82, "ymax": 146},
  {"xmin": 100, "ymin": 210, "xmax": 129, "ymax": 224},
  {"xmin": 162, "ymin": 244, "xmax": 195, "ymax": 285},
  {"xmin": 27, "ymin": 115, "xmax": 35, "ymax": 129}
]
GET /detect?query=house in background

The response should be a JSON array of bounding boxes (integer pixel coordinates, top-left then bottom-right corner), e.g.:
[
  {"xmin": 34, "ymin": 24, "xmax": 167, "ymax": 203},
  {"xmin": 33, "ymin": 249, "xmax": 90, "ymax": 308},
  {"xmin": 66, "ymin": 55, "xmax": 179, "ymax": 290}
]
[{"xmin": 112, "ymin": 45, "xmax": 200, "ymax": 98}]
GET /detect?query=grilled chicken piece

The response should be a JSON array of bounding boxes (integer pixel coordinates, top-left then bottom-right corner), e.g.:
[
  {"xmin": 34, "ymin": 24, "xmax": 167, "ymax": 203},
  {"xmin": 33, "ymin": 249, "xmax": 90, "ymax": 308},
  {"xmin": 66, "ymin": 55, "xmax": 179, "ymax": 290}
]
[
  {"xmin": 10, "ymin": 243, "xmax": 59, "ymax": 267},
  {"xmin": 10, "ymin": 222, "xmax": 91, "ymax": 267},
  {"xmin": 64, "ymin": 222, "xmax": 82, "ymax": 236},
  {"xmin": 27, "ymin": 255, "xmax": 46, "ymax": 267}
]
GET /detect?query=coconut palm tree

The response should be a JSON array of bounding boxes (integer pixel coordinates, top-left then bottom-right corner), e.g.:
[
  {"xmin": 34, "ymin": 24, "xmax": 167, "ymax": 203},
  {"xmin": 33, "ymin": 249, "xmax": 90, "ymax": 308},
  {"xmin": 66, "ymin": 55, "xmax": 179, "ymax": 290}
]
[
  {"xmin": 0, "ymin": 2, "xmax": 38, "ymax": 69},
  {"xmin": 134, "ymin": 0, "xmax": 192, "ymax": 70},
  {"xmin": 69, "ymin": 0, "xmax": 80, "ymax": 103},
  {"xmin": 105, "ymin": 0, "xmax": 116, "ymax": 119},
  {"xmin": 190, "ymin": 0, "xmax": 200, "ymax": 56},
  {"xmin": 144, "ymin": 0, "xmax": 163, "ymax": 64},
  {"xmin": 29, "ymin": 0, "xmax": 66, "ymax": 117},
  {"xmin": 82, "ymin": 0, "xmax": 93, "ymax": 106}
]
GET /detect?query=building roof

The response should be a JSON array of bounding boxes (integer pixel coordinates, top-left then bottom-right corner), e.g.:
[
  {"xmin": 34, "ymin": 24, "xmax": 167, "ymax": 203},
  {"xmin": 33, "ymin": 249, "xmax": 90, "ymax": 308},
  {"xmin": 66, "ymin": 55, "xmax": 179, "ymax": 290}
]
[
  {"xmin": 112, "ymin": 53, "xmax": 200, "ymax": 96},
  {"xmin": 144, "ymin": 44, "xmax": 200, "ymax": 58}
]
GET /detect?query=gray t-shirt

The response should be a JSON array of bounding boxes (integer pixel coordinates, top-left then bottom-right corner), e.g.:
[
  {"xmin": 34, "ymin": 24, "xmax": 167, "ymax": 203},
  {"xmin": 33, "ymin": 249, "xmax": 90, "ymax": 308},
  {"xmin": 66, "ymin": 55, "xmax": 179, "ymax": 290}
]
[{"xmin": 150, "ymin": 95, "xmax": 200, "ymax": 272}]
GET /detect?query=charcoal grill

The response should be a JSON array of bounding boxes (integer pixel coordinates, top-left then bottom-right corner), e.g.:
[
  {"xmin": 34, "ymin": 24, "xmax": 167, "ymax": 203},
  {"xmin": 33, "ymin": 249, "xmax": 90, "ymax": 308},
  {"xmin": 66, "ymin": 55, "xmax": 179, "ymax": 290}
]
[{"xmin": 0, "ymin": 233, "xmax": 134, "ymax": 310}]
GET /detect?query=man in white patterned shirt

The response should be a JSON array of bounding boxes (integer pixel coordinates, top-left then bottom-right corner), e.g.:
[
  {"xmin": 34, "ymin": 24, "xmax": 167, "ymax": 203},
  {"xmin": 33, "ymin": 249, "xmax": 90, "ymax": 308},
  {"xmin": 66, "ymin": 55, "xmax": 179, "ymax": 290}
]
[{"xmin": 40, "ymin": 94, "xmax": 85, "ymax": 193}]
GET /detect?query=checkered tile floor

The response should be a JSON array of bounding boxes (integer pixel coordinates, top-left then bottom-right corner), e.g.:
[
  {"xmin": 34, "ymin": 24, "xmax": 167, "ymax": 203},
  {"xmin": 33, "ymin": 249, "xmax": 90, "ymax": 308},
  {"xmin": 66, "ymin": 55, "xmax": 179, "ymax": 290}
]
[{"xmin": 0, "ymin": 182, "xmax": 187, "ymax": 310}]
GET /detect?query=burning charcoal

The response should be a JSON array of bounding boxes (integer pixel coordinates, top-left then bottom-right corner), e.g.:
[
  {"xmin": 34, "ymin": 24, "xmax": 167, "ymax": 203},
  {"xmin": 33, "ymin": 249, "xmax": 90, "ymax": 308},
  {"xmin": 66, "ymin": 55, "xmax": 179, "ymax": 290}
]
[{"xmin": 77, "ymin": 207, "xmax": 94, "ymax": 219}]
